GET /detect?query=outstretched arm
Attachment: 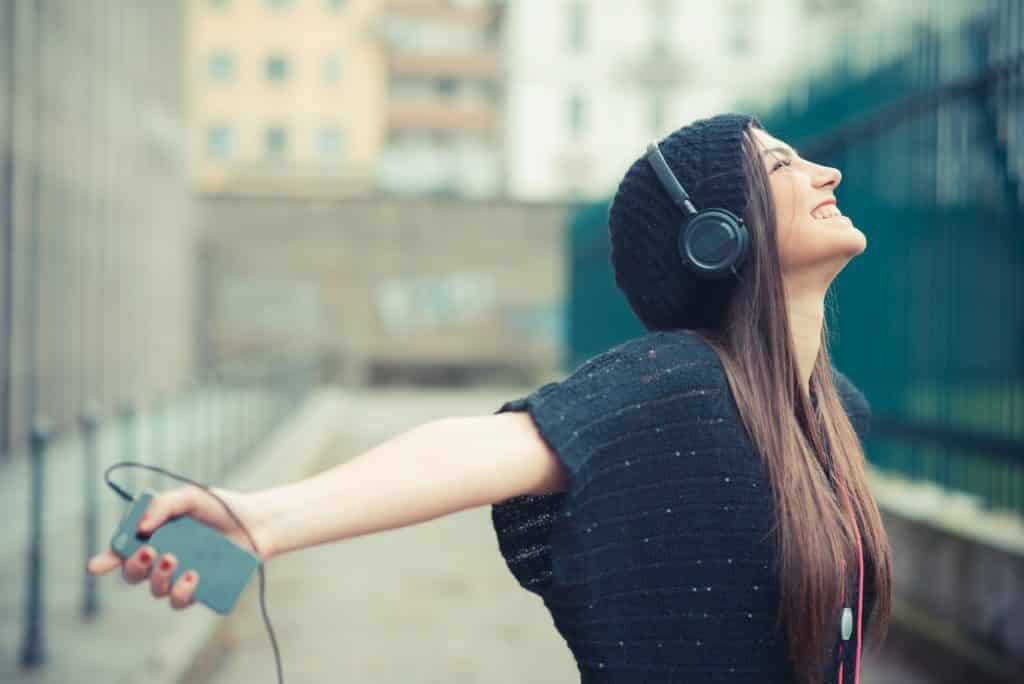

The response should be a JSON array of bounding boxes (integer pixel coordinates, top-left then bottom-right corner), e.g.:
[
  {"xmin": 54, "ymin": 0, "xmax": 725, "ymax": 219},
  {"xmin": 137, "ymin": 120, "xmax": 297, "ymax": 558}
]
[
  {"xmin": 253, "ymin": 412, "xmax": 567, "ymax": 560},
  {"xmin": 86, "ymin": 410, "xmax": 567, "ymax": 599}
]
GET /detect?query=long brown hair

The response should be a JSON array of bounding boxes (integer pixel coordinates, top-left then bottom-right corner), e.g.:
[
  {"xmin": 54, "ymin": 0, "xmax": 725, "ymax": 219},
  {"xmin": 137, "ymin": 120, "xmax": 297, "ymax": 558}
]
[{"xmin": 692, "ymin": 121, "xmax": 892, "ymax": 684}]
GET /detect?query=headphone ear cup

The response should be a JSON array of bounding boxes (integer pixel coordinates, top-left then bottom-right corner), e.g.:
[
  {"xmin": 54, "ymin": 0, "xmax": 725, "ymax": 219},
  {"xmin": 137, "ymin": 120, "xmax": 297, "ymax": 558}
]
[{"xmin": 677, "ymin": 209, "xmax": 749, "ymax": 279}]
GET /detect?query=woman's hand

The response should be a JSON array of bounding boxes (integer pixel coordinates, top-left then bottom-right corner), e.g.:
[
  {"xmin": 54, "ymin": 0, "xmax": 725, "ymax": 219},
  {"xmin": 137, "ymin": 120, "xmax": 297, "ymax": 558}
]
[{"xmin": 86, "ymin": 485, "xmax": 273, "ymax": 610}]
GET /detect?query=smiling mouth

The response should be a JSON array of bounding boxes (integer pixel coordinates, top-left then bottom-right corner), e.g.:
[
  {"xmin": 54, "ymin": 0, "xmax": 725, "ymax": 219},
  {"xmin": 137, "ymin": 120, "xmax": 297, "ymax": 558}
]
[{"xmin": 811, "ymin": 205, "xmax": 843, "ymax": 220}]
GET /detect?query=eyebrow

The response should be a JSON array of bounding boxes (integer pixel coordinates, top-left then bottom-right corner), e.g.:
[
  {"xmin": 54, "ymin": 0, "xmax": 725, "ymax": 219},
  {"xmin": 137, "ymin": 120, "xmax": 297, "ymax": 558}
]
[{"xmin": 761, "ymin": 146, "xmax": 799, "ymax": 158}]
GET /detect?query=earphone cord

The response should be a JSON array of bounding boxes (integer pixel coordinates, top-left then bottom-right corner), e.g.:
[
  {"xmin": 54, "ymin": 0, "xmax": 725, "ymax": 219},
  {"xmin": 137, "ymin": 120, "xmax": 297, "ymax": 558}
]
[{"xmin": 103, "ymin": 461, "xmax": 284, "ymax": 684}]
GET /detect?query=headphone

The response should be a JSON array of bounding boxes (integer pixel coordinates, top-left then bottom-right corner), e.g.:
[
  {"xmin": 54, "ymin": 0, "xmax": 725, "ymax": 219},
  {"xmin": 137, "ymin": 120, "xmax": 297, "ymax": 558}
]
[
  {"xmin": 646, "ymin": 140, "xmax": 863, "ymax": 683},
  {"xmin": 644, "ymin": 141, "xmax": 750, "ymax": 280}
]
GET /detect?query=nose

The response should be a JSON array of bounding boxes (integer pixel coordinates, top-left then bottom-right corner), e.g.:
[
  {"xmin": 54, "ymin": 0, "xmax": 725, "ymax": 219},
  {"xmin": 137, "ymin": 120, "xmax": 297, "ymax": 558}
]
[{"xmin": 814, "ymin": 163, "xmax": 841, "ymax": 188}]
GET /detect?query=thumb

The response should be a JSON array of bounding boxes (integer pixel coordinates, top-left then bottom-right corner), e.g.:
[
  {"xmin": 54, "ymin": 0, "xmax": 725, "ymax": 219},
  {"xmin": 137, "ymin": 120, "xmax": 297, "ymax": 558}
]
[
  {"xmin": 87, "ymin": 549, "xmax": 122, "ymax": 576},
  {"xmin": 137, "ymin": 486, "xmax": 201, "ymax": 534}
]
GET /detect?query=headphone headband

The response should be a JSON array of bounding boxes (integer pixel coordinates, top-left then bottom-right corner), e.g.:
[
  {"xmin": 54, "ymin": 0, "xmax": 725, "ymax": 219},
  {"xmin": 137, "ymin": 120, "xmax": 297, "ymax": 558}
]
[{"xmin": 645, "ymin": 143, "xmax": 699, "ymax": 218}]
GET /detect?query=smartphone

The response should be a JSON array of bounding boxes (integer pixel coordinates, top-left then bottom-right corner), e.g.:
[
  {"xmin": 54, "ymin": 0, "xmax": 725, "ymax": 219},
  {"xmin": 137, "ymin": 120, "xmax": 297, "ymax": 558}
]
[{"xmin": 110, "ymin": 487, "xmax": 261, "ymax": 615}]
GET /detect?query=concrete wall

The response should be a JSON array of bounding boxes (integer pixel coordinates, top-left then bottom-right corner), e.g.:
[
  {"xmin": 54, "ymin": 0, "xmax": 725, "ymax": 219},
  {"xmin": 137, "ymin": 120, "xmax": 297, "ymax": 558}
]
[
  {"xmin": 198, "ymin": 195, "xmax": 572, "ymax": 386},
  {"xmin": 871, "ymin": 470, "xmax": 1024, "ymax": 679}
]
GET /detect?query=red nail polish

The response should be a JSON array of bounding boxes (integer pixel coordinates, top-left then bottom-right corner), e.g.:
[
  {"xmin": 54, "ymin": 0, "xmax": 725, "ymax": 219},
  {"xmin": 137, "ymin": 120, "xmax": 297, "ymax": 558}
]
[
  {"xmin": 185, "ymin": 571, "xmax": 195, "ymax": 582},
  {"xmin": 159, "ymin": 559, "xmax": 171, "ymax": 571},
  {"xmin": 139, "ymin": 550, "xmax": 151, "ymax": 564}
]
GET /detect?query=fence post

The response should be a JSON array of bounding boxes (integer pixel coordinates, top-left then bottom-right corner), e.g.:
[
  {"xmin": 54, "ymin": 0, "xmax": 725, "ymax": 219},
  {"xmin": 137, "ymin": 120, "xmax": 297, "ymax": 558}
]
[
  {"xmin": 19, "ymin": 417, "xmax": 54, "ymax": 668},
  {"xmin": 187, "ymin": 379, "xmax": 199, "ymax": 477},
  {"xmin": 81, "ymin": 403, "xmax": 101, "ymax": 618},
  {"xmin": 149, "ymin": 395, "xmax": 162, "ymax": 490},
  {"xmin": 119, "ymin": 401, "xmax": 136, "ymax": 513}
]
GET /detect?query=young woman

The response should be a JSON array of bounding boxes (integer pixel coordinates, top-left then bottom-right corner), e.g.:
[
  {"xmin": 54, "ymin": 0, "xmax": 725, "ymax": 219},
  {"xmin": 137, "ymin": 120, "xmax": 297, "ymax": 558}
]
[{"xmin": 89, "ymin": 113, "xmax": 892, "ymax": 684}]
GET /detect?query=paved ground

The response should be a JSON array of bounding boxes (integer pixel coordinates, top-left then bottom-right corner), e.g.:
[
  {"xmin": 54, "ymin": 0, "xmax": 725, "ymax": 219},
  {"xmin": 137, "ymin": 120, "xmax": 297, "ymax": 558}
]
[{"xmin": 196, "ymin": 388, "xmax": 959, "ymax": 684}]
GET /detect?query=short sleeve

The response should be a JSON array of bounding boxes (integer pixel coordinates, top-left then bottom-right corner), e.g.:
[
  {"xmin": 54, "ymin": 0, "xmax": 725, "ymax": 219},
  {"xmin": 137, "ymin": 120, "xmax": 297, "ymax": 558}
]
[
  {"xmin": 833, "ymin": 368, "xmax": 871, "ymax": 441},
  {"xmin": 489, "ymin": 349, "xmax": 632, "ymax": 594},
  {"xmin": 489, "ymin": 331, "xmax": 722, "ymax": 594},
  {"xmin": 494, "ymin": 348, "xmax": 633, "ymax": 480}
]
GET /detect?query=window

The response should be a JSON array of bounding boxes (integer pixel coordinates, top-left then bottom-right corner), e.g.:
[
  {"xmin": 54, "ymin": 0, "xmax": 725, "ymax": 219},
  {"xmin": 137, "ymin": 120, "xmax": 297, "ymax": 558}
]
[
  {"xmin": 266, "ymin": 54, "xmax": 289, "ymax": 82},
  {"xmin": 567, "ymin": 94, "xmax": 585, "ymax": 136},
  {"xmin": 323, "ymin": 54, "xmax": 342, "ymax": 85},
  {"xmin": 207, "ymin": 124, "xmax": 236, "ymax": 160},
  {"xmin": 730, "ymin": 0, "xmax": 753, "ymax": 55},
  {"xmin": 731, "ymin": 27, "xmax": 751, "ymax": 55},
  {"xmin": 651, "ymin": 0, "xmax": 670, "ymax": 58},
  {"xmin": 568, "ymin": 1, "xmax": 586, "ymax": 52},
  {"xmin": 266, "ymin": 126, "xmax": 288, "ymax": 160},
  {"xmin": 208, "ymin": 51, "xmax": 236, "ymax": 83},
  {"xmin": 318, "ymin": 127, "xmax": 346, "ymax": 159},
  {"xmin": 437, "ymin": 78, "xmax": 457, "ymax": 97}
]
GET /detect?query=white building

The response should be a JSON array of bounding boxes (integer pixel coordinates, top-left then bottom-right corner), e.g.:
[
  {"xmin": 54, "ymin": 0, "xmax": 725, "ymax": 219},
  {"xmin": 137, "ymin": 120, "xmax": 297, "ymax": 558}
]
[{"xmin": 501, "ymin": 0, "xmax": 944, "ymax": 201}]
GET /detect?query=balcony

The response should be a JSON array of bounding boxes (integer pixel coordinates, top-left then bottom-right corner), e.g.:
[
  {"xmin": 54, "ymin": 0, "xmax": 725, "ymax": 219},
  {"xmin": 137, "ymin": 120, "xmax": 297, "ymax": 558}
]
[
  {"xmin": 387, "ymin": 98, "xmax": 496, "ymax": 132},
  {"xmin": 389, "ymin": 51, "xmax": 501, "ymax": 80},
  {"xmin": 372, "ymin": 0, "xmax": 504, "ymax": 56},
  {"xmin": 380, "ymin": 0, "xmax": 499, "ymax": 27}
]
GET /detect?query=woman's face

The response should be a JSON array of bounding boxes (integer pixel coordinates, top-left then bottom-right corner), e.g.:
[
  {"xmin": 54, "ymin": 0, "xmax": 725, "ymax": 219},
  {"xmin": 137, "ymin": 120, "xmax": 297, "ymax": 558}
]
[{"xmin": 750, "ymin": 128, "xmax": 867, "ymax": 284}]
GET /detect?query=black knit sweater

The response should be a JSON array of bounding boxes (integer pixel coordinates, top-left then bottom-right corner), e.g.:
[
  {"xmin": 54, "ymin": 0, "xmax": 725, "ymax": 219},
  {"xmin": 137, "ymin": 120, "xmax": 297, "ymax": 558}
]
[{"xmin": 490, "ymin": 329, "xmax": 876, "ymax": 683}]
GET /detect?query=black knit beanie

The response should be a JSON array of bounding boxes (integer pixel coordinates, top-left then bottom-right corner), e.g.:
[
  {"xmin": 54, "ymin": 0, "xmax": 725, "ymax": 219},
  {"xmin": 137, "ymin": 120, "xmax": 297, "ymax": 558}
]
[{"xmin": 609, "ymin": 112, "xmax": 762, "ymax": 332}]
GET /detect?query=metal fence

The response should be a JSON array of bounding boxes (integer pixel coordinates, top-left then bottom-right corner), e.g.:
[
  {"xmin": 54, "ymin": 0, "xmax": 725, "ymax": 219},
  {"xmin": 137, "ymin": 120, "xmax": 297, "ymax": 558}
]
[
  {"xmin": 752, "ymin": 0, "xmax": 1023, "ymax": 517},
  {"xmin": 11, "ymin": 352, "xmax": 322, "ymax": 669},
  {"xmin": 565, "ymin": 199, "xmax": 644, "ymax": 370},
  {"xmin": 566, "ymin": 0, "xmax": 1023, "ymax": 517}
]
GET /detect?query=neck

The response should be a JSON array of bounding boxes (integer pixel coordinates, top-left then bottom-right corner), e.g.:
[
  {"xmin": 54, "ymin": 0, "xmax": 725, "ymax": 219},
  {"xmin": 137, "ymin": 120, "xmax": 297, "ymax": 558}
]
[{"xmin": 786, "ymin": 290, "xmax": 825, "ymax": 398}]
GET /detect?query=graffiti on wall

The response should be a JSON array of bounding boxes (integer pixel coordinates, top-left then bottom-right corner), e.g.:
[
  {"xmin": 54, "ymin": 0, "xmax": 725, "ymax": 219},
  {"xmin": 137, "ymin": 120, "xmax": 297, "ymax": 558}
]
[{"xmin": 376, "ymin": 271, "xmax": 497, "ymax": 333}]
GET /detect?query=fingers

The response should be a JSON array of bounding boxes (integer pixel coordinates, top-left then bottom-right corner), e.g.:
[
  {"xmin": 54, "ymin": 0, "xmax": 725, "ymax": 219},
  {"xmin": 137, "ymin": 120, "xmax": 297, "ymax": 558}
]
[
  {"xmin": 97, "ymin": 546, "xmax": 197, "ymax": 610},
  {"xmin": 87, "ymin": 549, "xmax": 123, "ymax": 576},
  {"xmin": 122, "ymin": 545, "xmax": 156, "ymax": 583},
  {"xmin": 152, "ymin": 553, "xmax": 198, "ymax": 610},
  {"xmin": 150, "ymin": 553, "xmax": 177, "ymax": 598},
  {"xmin": 170, "ymin": 570, "xmax": 198, "ymax": 610}
]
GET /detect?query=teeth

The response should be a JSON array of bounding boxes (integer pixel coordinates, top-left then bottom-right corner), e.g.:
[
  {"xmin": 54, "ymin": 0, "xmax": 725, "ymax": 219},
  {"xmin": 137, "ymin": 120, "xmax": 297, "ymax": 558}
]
[{"xmin": 812, "ymin": 205, "xmax": 841, "ymax": 220}]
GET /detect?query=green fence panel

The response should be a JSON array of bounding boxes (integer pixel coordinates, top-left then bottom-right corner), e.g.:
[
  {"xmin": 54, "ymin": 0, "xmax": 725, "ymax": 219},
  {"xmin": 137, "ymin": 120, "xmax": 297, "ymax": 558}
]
[{"xmin": 566, "ymin": 200, "xmax": 645, "ymax": 370}]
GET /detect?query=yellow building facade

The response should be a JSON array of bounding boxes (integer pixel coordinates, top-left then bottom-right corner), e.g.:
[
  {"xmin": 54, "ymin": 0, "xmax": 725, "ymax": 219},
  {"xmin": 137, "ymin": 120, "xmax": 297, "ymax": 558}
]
[{"xmin": 187, "ymin": 0, "xmax": 387, "ymax": 196}]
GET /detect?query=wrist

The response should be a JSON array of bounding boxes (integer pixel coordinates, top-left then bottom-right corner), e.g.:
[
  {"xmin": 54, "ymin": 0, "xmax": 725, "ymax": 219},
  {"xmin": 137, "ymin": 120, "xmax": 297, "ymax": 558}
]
[{"xmin": 243, "ymin": 486, "xmax": 289, "ymax": 562}]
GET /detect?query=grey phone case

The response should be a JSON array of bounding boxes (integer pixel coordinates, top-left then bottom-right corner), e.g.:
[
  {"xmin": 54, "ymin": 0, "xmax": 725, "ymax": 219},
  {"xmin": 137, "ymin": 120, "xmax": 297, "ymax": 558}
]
[{"xmin": 110, "ymin": 488, "xmax": 261, "ymax": 615}]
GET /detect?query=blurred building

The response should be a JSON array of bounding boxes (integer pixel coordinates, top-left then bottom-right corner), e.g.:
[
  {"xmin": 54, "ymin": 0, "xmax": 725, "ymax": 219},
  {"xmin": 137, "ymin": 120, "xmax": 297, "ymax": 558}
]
[
  {"xmin": 501, "ymin": 0, "xmax": 953, "ymax": 201},
  {"xmin": 373, "ymin": 0, "xmax": 505, "ymax": 198},
  {"xmin": 187, "ymin": 0, "xmax": 387, "ymax": 197},
  {"xmin": 1, "ymin": 1, "xmax": 195, "ymax": 455},
  {"xmin": 187, "ymin": 0, "xmax": 503, "ymax": 199}
]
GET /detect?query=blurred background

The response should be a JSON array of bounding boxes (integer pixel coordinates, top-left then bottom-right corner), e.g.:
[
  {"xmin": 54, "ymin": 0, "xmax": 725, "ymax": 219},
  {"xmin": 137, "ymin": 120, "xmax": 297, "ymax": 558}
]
[{"xmin": 1, "ymin": 0, "xmax": 1022, "ymax": 683}]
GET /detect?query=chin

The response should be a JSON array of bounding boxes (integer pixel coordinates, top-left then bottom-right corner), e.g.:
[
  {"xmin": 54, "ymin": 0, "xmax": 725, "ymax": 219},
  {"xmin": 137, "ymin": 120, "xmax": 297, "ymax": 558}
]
[
  {"xmin": 847, "ymin": 224, "xmax": 867, "ymax": 254},
  {"xmin": 829, "ymin": 219, "xmax": 866, "ymax": 255}
]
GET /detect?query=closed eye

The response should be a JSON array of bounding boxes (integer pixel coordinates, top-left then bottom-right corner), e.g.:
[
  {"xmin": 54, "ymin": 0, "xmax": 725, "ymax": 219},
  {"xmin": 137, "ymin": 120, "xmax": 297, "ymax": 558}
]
[{"xmin": 771, "ymin": 158, "xmax": 792, "ymax": 172}]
